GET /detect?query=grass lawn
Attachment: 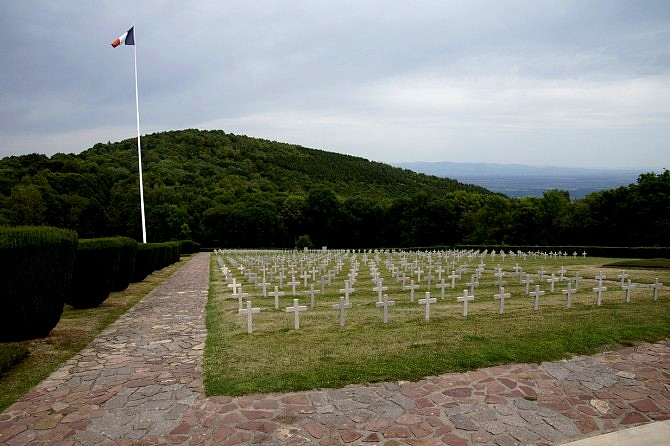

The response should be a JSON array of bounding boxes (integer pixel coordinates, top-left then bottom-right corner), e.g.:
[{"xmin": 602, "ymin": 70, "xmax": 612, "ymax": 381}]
[
  {"xmin": 205, "ymin": 252, "xmax": 670, "ymax": 396},
  {"xmin": 0, "ymin": 256, "xmax": 190, "ymax": 412}
]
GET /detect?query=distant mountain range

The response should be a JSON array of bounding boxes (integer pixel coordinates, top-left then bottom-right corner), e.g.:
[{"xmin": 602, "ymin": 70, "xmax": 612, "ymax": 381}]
[{"xmin": 393, "ymin": 161, "xmax": 647, "ymax": 199}]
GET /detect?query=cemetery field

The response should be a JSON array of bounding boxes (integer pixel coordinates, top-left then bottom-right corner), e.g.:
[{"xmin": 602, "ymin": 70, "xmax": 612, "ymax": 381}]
[
  {"xmin": 205, "ymin": 250, "xmax": 670, "ymax": 397},
  {"xmin": 0, "ymin": 256, "xmax": 191, "ymax": 412}
]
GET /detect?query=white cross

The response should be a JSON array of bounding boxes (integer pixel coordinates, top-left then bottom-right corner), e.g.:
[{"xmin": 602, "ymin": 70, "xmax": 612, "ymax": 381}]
[
  {"xmin": 435, "ymin": 278, "xmax": 448, "ymax": 299},
  {"xmin": 269, "ymin": 285, "xmax": 285, "ymax": 310},
  {"xmin": 257, "ymin": 280, "xmax": 271, "ymax": 297},
  {"xmin": 466, "ymin": 276, "xmax": 479, "ymax": 295},
  {"xmin": 418, "ymin": 292, "xmax": 437, "ymax": 321},
  {"xmin": 376, "ymin": 294, "xmax": 395, "ymax": 324},
  {"xmin": 404, "ymin": 280, "xmax": 420, "ymax": 302},
  {"xmin": 372, "ymin": 278, "xmax": 388, "ymax": 301},
  {"xmin": 562, "ymin": 282, "xmax": 576, "ymax": 308},
  {"xmin": 339, "ymin": 280, "xmax": 355, "ymax": 304},
  {"xmin": 521, "ymin": 273, "xmax": 534, "ymax": 295},
  {"xmin": 595, "ymin": 271, "xmax": 606, "ymax": 282},
  {"xmin": 622, "ymin": 279, "xmax": 635, "ymax": 303},
  {"xmin": 301, "ymin": 284, "xmax": 321, "ymax": 308},
  {"xmin": 287, "ymin": 277, "xmax": 300, "ymax": 296},
  {"xmin": 593, "ymin": 279, "xmax": 607, "ymax": 306},
  {"xmin": 650, "ymin": 278, "xmax": 663, "ymax": 301},
  {"xmin": 234, "ymin": 286, "xmax": 250, "ymax": 311},
  {"xmin": 494, "ymin": 286, "xmax": 510, "ymax": 314},
  {"xmin": 448, "ymin": 271, "xmax": 459, "ymax": 289},
  {"xmin": 300, "ymin": 271, "xmax": 310, "ymax": 287},
  {"xmin": 546, "ymin": 274, "xmax": 559, "ymax": 293},
  {"xmin": 617, "ymin": 270, "xmax": 629, "ymax": 287},
  {"xmin": 227, "ymin": 278, "xmax": 241, "ymax": 295},
  {"xmin": 332, "ymin": 296, "xmax": 352, "ymax": 327},
  {"xmin": 573, "ymin": 272, "xmax": 582, "ymax": 290},
  {"xmin": 529, "ymin": 285, "xmax": 545, "ymax": 311},
  {"xmin": 558, "ymin": 266, "xmax": 567, "ymax": 281},
  {"xmin": 285, "ymin": 299, "xmax": 307, "ymax": 330},
  {"xmin": 537, "ymin": 267, "xmax": 546, "ymax": 281},
  {"xmin": 457, "ymin": 289, "xmax": 474, "ymax": 316},
  {"xmin": 239, "ymin": 300, "xmax": 260, "ymax": 334}
]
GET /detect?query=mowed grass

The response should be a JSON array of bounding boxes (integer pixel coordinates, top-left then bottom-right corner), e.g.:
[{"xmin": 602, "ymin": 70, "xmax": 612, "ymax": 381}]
[
  {"xmin": 204, "ymin": 253, "xmax": 670, "ymax": 396},
  {"xmin": 0, "ymin": 256, "xmax": 191, "ymax": 412}
]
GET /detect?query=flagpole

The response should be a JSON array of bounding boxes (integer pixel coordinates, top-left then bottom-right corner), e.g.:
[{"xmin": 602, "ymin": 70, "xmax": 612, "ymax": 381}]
[{"xmin": 132, "ymin": 25, "xmax": 147, "ymax": 243}]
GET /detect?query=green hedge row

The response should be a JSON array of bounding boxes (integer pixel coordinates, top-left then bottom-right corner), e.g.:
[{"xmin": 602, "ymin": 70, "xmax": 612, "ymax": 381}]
[
  {"xmin": 0, "ymin": 226, "xmax": 78, "ymax": 341},
  {"xmin": 1, "ymin": 227, "xmax": 195, "ymax": 339}
]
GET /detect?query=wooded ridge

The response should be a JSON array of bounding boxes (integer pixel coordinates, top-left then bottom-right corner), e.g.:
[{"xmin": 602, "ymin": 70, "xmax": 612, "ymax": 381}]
[{"xmin": 0, "ymin": 129, "xmax": 667, "ymax": 248}]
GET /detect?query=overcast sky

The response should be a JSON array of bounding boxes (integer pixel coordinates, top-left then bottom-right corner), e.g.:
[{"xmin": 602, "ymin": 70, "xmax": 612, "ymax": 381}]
[{"xmin": 1, "ymin": 1, "xmax": 669, "ymax": 169}]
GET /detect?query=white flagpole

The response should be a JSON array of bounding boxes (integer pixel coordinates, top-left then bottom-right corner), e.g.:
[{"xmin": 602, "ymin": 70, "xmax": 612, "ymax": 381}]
[{"xmin": 132, "ymin": 25, "xmax": 147, "ymax": 243}]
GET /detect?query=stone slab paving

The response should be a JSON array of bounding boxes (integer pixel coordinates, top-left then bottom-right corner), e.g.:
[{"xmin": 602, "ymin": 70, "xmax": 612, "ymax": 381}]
[{"xmin": 1, "ymin": 252, "xmax": 668, "ymax": 445}]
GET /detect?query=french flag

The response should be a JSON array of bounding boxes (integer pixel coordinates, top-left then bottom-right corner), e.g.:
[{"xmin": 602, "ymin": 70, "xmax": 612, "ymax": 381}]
[{"xmin": 111, "ymin": 27, "xmax": 135, "ymax": 47}]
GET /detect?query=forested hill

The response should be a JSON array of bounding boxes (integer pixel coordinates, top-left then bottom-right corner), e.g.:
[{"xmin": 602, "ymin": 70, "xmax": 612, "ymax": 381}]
[
  {"xmin": 84, "ymin": 129, "xmax": 489, "ymax": 199},
  {"xmin": 0, "ymin": 129, "xmax": 495, "ymax": 246}
]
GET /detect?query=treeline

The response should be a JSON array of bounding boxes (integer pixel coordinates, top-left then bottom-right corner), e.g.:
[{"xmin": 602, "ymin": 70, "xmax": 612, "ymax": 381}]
[{"xmin": 0, "ymin": 129, "xmax": 667, "ymax": 248}]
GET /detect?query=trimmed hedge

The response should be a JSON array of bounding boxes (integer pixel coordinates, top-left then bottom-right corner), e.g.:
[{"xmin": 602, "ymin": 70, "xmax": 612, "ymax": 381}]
[
  {"xmin": 110, "ymin": 237, "xmax": 137, "ymax": 292},
  {"xmin": 0, "ymin": 226, "xmax": 78, "ymax": 340},
  {"xmin": 0, "ymin": 344, "xmax": 30, "ymax": 373},
  {"xmin": 179, "ymin": 239, "xmax": 201, "ymax": 254},
  {"xmin": 131, "ymin": 242, "xmax": 182, "ymax": 282},
  {"xmin": 66, "ymin": 237, "xmax": 128, "ymax": 309}
]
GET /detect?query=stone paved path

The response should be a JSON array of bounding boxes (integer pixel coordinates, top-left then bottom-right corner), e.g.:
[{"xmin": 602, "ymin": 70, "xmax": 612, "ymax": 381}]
[{"xmin": 1, "ymin": 252, "xmax": 669, "ymax": 445}]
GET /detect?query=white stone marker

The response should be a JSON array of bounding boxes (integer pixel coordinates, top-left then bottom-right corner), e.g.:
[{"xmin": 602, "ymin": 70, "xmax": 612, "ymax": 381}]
[
  {"xmin": 546, "ymin": 274, "xmax": 559, "ymax": 293},
  {"xmin": 285, "ymin": 299, "xmax": 307, "ymax": 330},
  {"xmin": 458, "ymin": 289, "xmax": 475, "ymax": 316},
  {"xmin": 529, "ymin": 285, "xmax": 545, "ymax": 311},
  {"xmin": 235, "ymin": 286, "xmax": 250, "ymax": 311},
  {"xmin": 562, "ymin": 282, "xmax": 576, "ymax": 308},
  {"xmin": 228, "ymin": 278, "xmax": 241, "ymax": 295},
  {"xmin": 537, "ymin": 267, "xmax": 546, "ymax": 281},
  {"xmin": 617, "ymin": 271, "xmax": 629, "ymax": 287},
  {"xmin": 448, "ymin": 271, "xmax": 459, "ymax": 289},
  {"xmin": 404, "ymin": 280, "xmax": 420, "ymax": 302},
  {"xmin": 302, "ymin": 284, "xmax": 321, "ymax": 308},
  {"xmin": 435, "ymin": 279, "xmax": 448, "ymax": 299},
  {"xmin": 418, "ymin": 292, "xmax": 437, "ymax": 321},
  {"xmin": 573, "ymin": 272, "xmax": 582, "ymax": 290},
  {"xmin": 494, "ymin": 286, "xmax": 511, "ymax": 314},
  {"xmin": 239, "ymin": 300, "xmax": 260, "ymax": 334},
  {"xmin": 650, "ymin": 278, "xmax": 663, "ymax": 301},
  {"xmin": 332, "ymin": 296, "xmax": 352, "ymax": 327},
  {"xmin": 622, "ymin": 279, "xmax": 635, "ymax": 303},
  {"xmin": 269, "ymin": 286, "xmax": 285, "ymax": 310},
  {"xmin": 521, "ymin": 273, "xmax": 533, "ymax": 295},
  {"xmin": 466, "ymin": 276, "xmax": 479, "ymax": 295},
  {"xmin": 372, "ymin": 278, "xmax": 388, "ymax": 302},
  {"xmin": 339, "ymin": 280, "xmax": 355, "ymax": 304},
  {"xmin": 258, "ymin": 280, "xmax": 271, "ymax": 297},
  {"xmin": 593, "ymin": 279, "xmax": 607, "ymax": 306},
  {"xmin": 376, "ymin": 294, "xmax": 396, "ymax": 324},
  {"xmin": 287, "ymin": 276, "xmax": 300, "ymax": 296}
]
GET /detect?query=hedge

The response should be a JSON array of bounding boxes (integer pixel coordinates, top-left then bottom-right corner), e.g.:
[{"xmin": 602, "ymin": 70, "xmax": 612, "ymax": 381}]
[
  {"xmin": 110, "ymin": 237, "xmax": 137, "ymax": 292},
  {"xmin": 179, "ymin": 239, "xmax": 201, "ymax": 254},
  {"xmin": 0, "ymin": 226, "xmax": 78, "ymax": 340},
  {"xmin": 131, "ymin": 241, "xmax": 182, "ymax": 282},
  {"xmin": 66, "ymin": 237, "xmax": 128, "ymax": 309}
]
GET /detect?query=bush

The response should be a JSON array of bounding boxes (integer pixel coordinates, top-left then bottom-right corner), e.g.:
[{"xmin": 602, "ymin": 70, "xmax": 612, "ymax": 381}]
[
  {"xmin": 0, "ymin": 345, "xmax": 30, "ymax": 373},
  {"xmin": 179, "ymin": 239, "xmax": 201, "ymax": 254},
  {"xmin": 0, "ymin": 226, "xmax": 78, "ymax": 340},
  {"xmin": 66, "ymin": 237, "xmax": 128, "ymax": 308},
  {"xmin": 110, "ymin": 237, "xmax": 137, "ymax": 292},
  {"xmin": 131, "ymin": 242, "xmax": 182, "ymax": 283}
]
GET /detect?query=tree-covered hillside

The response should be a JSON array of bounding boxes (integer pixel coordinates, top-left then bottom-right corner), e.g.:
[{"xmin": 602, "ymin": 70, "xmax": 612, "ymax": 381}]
[{"xmin": 1, "ymin": 129, "xmax": 667, "ymax": 248}]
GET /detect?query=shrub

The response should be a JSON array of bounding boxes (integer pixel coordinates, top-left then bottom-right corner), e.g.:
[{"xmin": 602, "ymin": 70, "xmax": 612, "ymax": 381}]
[
  {"xmin": 66, "ymin": 237, "xmax": 128, "ymax": 308},
  {"xmin": 0, "ymin": 226, "xmax": 78, "ymax": 340},
  {"xmin": 132, "ymin": 243, "xmax": 160, "ymax": 282},
  {"xmin": 110, "ymin": 237, "xmax": 137, "ymax": 292},
  {"xmin": 0, "ymin": 345, "xmax": 30, "ymax": 373},
  {"xmin": 179, "ymin": 239, "xmax": 201, "ymax": 254}
]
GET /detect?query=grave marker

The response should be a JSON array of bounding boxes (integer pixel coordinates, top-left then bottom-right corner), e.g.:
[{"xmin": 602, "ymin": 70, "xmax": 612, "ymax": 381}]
[
  {"xmin": 562, "ymin": 283, "xmax": 576, "ymax": 308},
  {"xmin": 418, "ymin": 292, "xmax": 437, "ymax": 321},
  {"xmin": 529, "ymin": 285, "xmax": 545, "ymax": 311},
  {"xmin": 269, "ymin": 286, "xmax": 285, "ymax": 310},
  {"xmin": 457, "ymin": 289, "xmax": 475, "ymax": 316},
  {"xmin": 376, "ymin": 294, "xmax": 395, "ymax": 324},
  {"xmin": 593, "ymin": 279, "xmax": 607, "ymax": 306},
  {"xmin": 285, "ymin": 299, "xmax": 307, "ymax": 330},
  {"xmin": 494, "ymin": 286, "xmax": 510, "ymax": 314},
  {"xmin": 239, "ymin": 300, "xmax": 260, "ymax": 334},
  {"xmin": 546, "ymin": 274, "xmax": 559, "ymax": 293},
  {"xmin": 287, "ymin": 276, "xmax": 300, "ymax": 296},
  {"xmin": 404, "ymin": 280, "xmax": 420, "ymax": 302},
  {"xmin": 617, "ymin": 270, "xmax": 629, "ymax": 287},
  {"xmin": 435, "ymin": 278, "xmax": 448, "ymax": 299},
  {"xmin": 650, "ymin": 278, "xmax": 663, "ymax": 301},
  {"xmin": 332, "ymin": 296, "xmax": 352, "ymax": 327},
  {"xmin": 301, "ymin": 284, "xmax": 321, "ymax": 308},
  {"xmin": 622, "ymin": 279, "xmax": 635, "ymax": 303}
]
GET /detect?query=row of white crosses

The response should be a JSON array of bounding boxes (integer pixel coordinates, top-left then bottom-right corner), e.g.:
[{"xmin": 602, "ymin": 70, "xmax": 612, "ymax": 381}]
[{"xmin": 215, "ymin": 251, "xmax": 665, "ymax": 333}]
